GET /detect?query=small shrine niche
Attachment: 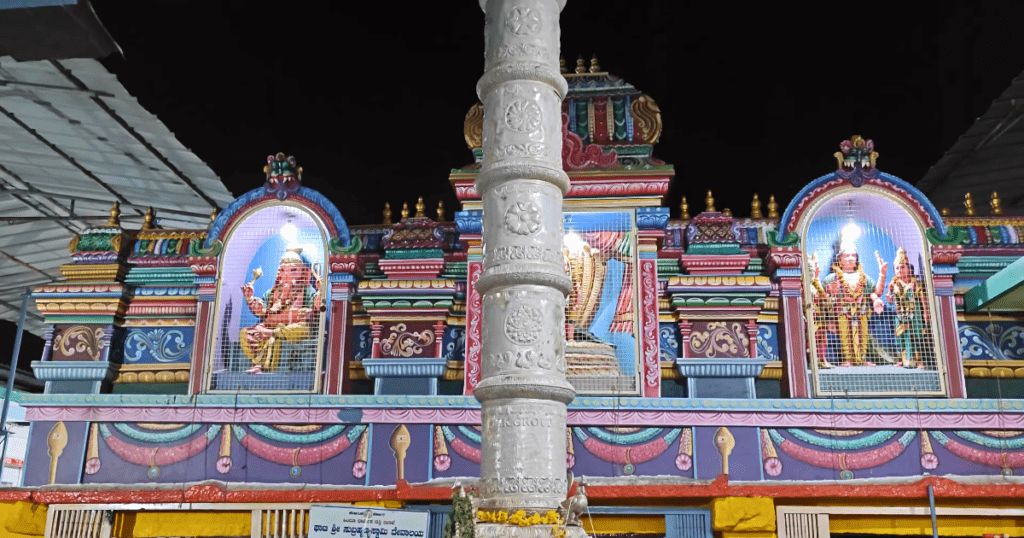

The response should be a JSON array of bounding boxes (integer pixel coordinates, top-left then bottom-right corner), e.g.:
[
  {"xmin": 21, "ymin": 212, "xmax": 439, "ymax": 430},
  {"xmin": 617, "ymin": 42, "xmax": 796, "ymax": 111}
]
[
  {"xmin": 563, "ymin": 211, "xmax": 642, "ymax": 395},
  {"xmin": 200, "ymin": 154, "xmax": 340, "ymax": 393},
  {"xmin": 802, "ymin": 187, "xmax": 947, "ymax": 397},
  {"xmin": 207, "ymin": 204, "xmax": 329, "ymax": 392}
]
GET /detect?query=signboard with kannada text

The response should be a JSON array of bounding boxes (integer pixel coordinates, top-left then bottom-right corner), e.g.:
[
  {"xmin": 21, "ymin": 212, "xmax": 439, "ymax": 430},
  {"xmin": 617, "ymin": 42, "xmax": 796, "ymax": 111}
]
[{"xmin": 310, "ymin": 505, "xmax": 430, "ymax": 538}]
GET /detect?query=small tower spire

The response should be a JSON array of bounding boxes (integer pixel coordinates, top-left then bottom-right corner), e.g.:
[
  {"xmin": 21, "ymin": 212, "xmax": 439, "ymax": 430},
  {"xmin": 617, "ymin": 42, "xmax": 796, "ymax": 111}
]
[
  {"xmin": 705, "ymin": 190, "xmax": 715, "ymax": 213},
  {"xmin": 767, "ymin": 195, "xmax": 780, "ymax": 218},
  {"xmin": 401, "ymin": 202, "xmax": 410, "ymax": 220},
  {"xmin": 680, "ymin": 196, "xmax": 690, "ymax": 220},
  {"xmin": 415, "ymin": 197, "xmax": 426, "ymax": 218},
  {"xmin": 990, "ymin": 191, "xmax": 1004, "ymax": 216},
  {"xmin": 141, "ymin": 207, "xmax": 156, "ymax": 230},
  {"xmin": 964, "ymin": 192, "xmax": 976, "ymax": 216},
  {"xmin": 105, "ymin": 201, "xmax": 120, "ymax": 227},
  {"xmin": 559, "ymin": 57, "xmax": 566, "ymax": 74},
  {"xmin": 589, "ymin": 54, "xmax": 600, "ymax": 73},
  {"xmin": 383, "ymin": 203, "xmax": 393, "ymax": 225},
  {"xmin": 436, "ymin": 200, "xmax": 446, "ymax": 222},
  {"xmin": 750, "ymin": 194, "xmax": 762, "ymax": 218},
  {"xmin": 575, "ymin": 55, "xmax": 586, "ymax": 74}
]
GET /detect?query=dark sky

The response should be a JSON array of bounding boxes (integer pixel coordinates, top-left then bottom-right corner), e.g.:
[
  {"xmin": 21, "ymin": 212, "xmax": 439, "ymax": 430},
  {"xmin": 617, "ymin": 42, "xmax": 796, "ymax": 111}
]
[
  {"xmin": 89, "ymin": 1, "xmax": 1024, "ymax": 224},
  {"xmin": 4, "ymin": 1, "xmax": 1024, "ymax": 382}
]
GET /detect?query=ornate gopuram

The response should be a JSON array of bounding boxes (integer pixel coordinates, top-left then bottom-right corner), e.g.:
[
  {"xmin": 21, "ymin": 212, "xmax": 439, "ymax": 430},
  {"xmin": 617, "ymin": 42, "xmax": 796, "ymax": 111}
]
[{"xmin": 5, "ymin": 25, "xmax": 1024, "ymax": 538}]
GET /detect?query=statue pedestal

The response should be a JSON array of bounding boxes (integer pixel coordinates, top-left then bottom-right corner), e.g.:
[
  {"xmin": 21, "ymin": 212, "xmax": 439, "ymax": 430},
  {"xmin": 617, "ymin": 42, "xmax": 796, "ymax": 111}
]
[{"xmin": 676, "ymin": 358, "xmax": 767, "ymax": 399}]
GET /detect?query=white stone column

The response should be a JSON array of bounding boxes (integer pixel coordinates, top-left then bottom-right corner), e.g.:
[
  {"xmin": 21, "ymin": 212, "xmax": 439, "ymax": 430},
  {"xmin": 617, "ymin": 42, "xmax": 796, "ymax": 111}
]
[{"xmin": 475, "ymin": 0, "xmax": 574, "ymax": 523}]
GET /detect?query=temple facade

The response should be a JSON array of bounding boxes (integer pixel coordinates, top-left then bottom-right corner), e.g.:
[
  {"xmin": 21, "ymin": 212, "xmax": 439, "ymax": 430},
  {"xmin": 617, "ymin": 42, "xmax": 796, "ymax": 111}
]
[{"xmin": 3, "ymin": 65, "xmax": 1024, "ymax": 538}]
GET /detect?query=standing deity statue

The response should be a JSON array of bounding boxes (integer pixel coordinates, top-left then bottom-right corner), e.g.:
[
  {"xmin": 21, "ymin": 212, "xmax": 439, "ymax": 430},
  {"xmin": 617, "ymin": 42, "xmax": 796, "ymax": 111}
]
[
  {"xmin": 886, "ymin": 247, "xmax": 928, "ymax": 369},
  {"xmin": 810, "ymin": 232, "xmax": 888, "ymax": 367},
  {"xmin": 240, "ymin": 247, "xmax": 321, "ymax": 373}
]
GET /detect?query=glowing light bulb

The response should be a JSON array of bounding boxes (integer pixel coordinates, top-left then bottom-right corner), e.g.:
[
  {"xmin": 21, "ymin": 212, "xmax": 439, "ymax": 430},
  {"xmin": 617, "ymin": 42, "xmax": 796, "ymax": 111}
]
[
  {"xmin": 564, "ymin": 232, "xmax": 585, "ymax": 253},
  {"xmin": 281, "ymin": 222, "xmax": 298, "ymax": 244}
]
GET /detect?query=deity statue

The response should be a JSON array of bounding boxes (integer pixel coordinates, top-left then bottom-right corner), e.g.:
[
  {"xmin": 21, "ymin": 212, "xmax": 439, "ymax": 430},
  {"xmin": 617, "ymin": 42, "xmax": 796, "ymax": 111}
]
[
  {"xmin": 810, "ymin": 234, "xmax": 888, "ymax": 367},
  {"xmin": 886, "ymin": 247, "xmax": 928, "ymax": 368},
  {"xmin": 563, "ymin": 229, "xmax": 636, "ymax": 379},
  {"xmin": 240, "ymin": 247, "xmax": 321, "ymax": 373}
]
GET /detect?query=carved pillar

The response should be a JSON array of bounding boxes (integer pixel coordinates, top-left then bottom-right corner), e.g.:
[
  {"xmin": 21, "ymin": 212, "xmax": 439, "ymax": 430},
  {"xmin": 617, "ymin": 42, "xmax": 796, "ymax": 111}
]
[
  {"xmin": 678, "ymin": 320, "xmax": 692, "ymax": 359},
  {"xmin": 433, "ymin": 321, "xmax": 446, "ymax": 358},
  {"xmin": 476, "ymin": 0, "xmax": 576, "ymax": 525},
  {"xmin": 324, "ymin": 279, "xmax": 355, "ymax": 394},
  {"xmin": 188, "ymin": 260, "xmax": 217, "ymax": 395},
  {"xmin": 931, "ymin": 244, "xmax": 966, "ymax": 398},
  {"xmin": 371, "ymin": 321, "xmax": 383, "ymax": 359},
  {"xmin": 745, "ymin": 319, "xmax": 761, "ymax": 360},
  {"xmin": 768, "ymin": 247, "xmax": 809, "ymax": 398}
]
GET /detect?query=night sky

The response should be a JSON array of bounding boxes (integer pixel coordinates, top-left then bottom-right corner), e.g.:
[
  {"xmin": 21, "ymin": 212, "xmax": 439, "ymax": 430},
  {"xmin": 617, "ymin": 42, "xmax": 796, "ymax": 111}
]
[
  {"xmin": 3, "ymin": 1, "xmax": 1024, "ymax": 381},
  {"xmin": 89, "ymin": 1, "xmax": 1024, "ymax": 224}
]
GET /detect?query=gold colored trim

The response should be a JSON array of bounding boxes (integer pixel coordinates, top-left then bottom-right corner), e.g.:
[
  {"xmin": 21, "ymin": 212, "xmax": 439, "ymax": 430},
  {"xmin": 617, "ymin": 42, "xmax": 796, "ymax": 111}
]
[
  {"xmin": 759, "ymin": 361, "xmax": 783, "ymax": 380},
  {"xmin": 115, "ymin": 363, "xmax": 190, "ymax": 384},
  {"xmin": 59, "ymin": 263, "xmax": 127, "ymax": 281},
  {"xmin": 963, "ymin": 359, "xmax": 1024, "ymax": 378}
]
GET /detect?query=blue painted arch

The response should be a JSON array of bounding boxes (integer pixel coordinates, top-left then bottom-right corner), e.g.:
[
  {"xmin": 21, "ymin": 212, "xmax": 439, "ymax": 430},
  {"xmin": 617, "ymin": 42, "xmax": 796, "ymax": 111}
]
[{"xmin": 778, "ymin": 171, "xmax": 948, "ymax": 239}]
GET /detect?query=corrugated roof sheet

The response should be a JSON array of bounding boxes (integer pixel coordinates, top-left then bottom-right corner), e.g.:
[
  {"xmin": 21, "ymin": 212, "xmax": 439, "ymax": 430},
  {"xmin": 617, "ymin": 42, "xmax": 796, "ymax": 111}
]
[
  {"xmin": 0, "ymin": 56, "xmax": 234, "ymax": 336},
  {"xmin": 917, "ymin": 70, "xmax": 1024, "ymax": 216}
]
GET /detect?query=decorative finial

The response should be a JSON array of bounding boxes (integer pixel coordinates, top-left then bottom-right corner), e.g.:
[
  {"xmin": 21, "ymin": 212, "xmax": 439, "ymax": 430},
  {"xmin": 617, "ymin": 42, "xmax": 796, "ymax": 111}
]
[
  {"xmin": 141, "ymin": 207, "xmax": 156, "ymax": 230},
  {"xmin": 210, "ymin": 208, "xmax": 218, "ymax": 223},
  {"xmin": 750, "ymin": 194, "xmax": 762, "ymax": 218},
  {"xmin": 589, "ymin": 54, "xmax": 600, "ymax": 73},
  {"xmin": 722, "ymin": 207, "xmax": 732, "ymax": 217},
  {"xmin": 559, "ymin": 57, "xmax": 566, "ymax": 74},
  {"xmin": 705, "ymin": 190, "xmax": 715, "ymax": 213},
  {"xmin": 436, "ymin": 200, "xmax": 445, "ymax": 222},
  {"xmin": 415, "ymin": 197, "xmax": 426, "ymax": 218},
  {"xmin": 834, "ymin": 135, "xmax": 879, "ymax": 187},
  {"xmin": 105, "ymin": 201, "xmax": 120, "ymax": 227},
  {"xmin": 680, "ymin": 196, "xmax": 690, "ymax": 220},
  {"xmin": 401, "ymin": 202, "xmax": 410, "ymax": 220},
  {"xmin": 991, "ymin": 191, "xmax": 1004, "ymax": 216},
  {"xmin": 767, "ymin": 195, "xmax": 780, "ymax": 218},
  {"xmin": 575, "ymin": 55, "xmax": 586, "ymax": 74},
  {"xmin": 383, "ymin": 203, "xmax": 393, "ymax": 225},
  {"xmin": 964, "ymin": 192, "xmax": 976, "ymax": 216},
  {"xmin": 264, "ymin": 153, "xmax": 302, "ymax": 200}
]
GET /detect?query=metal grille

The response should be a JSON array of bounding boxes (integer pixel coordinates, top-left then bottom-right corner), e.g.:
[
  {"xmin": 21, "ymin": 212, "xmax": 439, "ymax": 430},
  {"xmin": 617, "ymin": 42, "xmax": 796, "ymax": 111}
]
[
  {"xmin": 252, "ymin": 508, "xmax": 310, "ymax": 538},
  {"xmin": 777, "ymin": 512, "xmax": 829, "ymax": 538},
  {"xmin": 209, "ymin": 204, "xmax": 328, "ymax": 393},
  {"xmin": 563, "ymin": 211, "xmax": 640, "ymax": 395},
  {"xmin": 45, "ymin": 507, "xmax": 112, "ymax": 538},
  {"xmin": 804, "ymin": 192, "xmax": 945, "ymax": 397}
]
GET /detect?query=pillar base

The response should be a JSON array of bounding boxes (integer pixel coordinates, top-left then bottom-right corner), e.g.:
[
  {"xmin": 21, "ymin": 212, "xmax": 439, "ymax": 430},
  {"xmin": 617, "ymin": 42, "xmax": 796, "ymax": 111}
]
[{"xmin": 475, "ymin": 524, "xmax": 589, "ymax": 538}]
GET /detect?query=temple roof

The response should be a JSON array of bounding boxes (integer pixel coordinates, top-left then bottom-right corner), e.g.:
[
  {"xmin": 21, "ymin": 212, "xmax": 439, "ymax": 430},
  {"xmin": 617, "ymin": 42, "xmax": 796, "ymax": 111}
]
[{"xmin": 0, "ymin": 57, "xmax": 234, "ymax": 335}]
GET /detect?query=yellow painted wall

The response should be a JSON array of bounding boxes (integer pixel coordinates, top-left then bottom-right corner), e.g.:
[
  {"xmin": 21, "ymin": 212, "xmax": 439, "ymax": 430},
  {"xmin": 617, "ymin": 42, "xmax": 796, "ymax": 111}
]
[
  {"xmin": 579, "ymin": 515, "xmax": 665, "ymax": 535},
  {"xmin": 0, "ymin": 502, "xmax": 47, "ymax": 538},
  {"xmin": 831, "ymin": 514, "xmax": 1024, "ymax": 537},
  {"xmin": 113, "ymin": 511, "xmax": 250, "ymax": 538}
]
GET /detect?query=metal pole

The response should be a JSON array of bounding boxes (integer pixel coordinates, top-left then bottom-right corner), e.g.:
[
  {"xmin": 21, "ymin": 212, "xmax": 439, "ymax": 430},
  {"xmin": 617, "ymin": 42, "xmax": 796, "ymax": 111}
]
[
  {"xmin": 0, "ymin": 292, "xmax": 29, "ymax": 476},
  {"xmin": 928, "ymin": 485, "xmax": 938, "ymax": 538}
]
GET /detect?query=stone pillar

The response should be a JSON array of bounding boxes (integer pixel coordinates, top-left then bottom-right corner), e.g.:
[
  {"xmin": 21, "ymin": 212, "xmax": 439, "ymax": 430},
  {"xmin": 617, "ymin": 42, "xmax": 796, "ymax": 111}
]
[{"xmin": 475, "ymin": 0, "xmax": 575, "ymax": 525}]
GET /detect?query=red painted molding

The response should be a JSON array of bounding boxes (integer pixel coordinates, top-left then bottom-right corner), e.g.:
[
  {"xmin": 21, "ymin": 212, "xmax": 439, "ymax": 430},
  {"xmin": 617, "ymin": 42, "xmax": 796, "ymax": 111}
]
[{"xmin": 12, "ymin": 475, "xmax": 1024, "ymax": 506}]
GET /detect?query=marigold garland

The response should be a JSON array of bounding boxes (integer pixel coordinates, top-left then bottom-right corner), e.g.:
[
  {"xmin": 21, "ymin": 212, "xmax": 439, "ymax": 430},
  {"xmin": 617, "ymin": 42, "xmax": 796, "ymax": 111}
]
[{"xmin": 476, "ymin": 510, "xmax": 561, "ymax": 527}]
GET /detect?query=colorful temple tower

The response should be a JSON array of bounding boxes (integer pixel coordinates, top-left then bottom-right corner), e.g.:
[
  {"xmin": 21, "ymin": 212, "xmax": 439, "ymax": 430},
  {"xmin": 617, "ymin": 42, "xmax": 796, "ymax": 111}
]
[{"xmin": 4, "ymin": 23, "xmax": 1024, "ymax": 538}]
